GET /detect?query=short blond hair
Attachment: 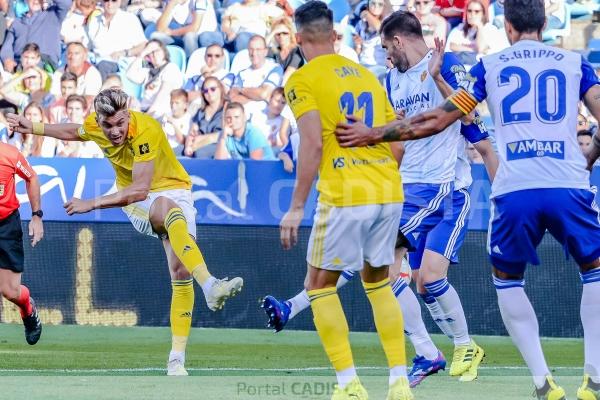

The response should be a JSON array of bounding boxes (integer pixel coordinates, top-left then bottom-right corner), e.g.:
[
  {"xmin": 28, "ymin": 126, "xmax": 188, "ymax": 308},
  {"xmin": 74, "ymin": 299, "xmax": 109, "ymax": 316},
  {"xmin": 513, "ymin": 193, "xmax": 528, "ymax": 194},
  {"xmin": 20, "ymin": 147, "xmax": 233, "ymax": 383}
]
[{"xmin": 94, "ymin": 88, "xmax": 129, "ymax": 118}]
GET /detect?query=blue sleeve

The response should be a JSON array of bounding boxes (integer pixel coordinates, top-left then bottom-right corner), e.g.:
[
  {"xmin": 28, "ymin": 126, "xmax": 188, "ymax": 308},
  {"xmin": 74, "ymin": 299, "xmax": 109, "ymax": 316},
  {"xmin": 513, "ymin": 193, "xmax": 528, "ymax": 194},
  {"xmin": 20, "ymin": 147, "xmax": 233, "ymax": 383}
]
[
  {"xmin": 385, "ymin": 70, "xmax": 393, "ymax": 104},
  {"xmin": 232, "ymin": 72, "xmax": 242, "ymax": 88},
  {"xmin": 183, "ymin": 76, "xmax": 198, "ymax": 91},
  {"xmin": 222, "ymin": 72, "xmax": 234, "ymax": 88},
  {"xmin": 441, "ymin": 52, "xmax": 467, "ymax": 90},
  {"xmin": 281, "ymin": 139, "xmax": 293, "ymax": 159},
  {"xmin": 461, "ymin": 60, "xmax": 487, "ymax": 102},
  {"xmin": 264, "ymin": 65, "xmax": 283, "ymax": 87},
  {"xmin": 0, "ymin": 25, "xmax": 15, "ymax": 62},
  {"xmin": 461, "ymin": 112, "xmax": 489, "ymax": 144},
  {"xmin": 580, "ymin": 56, "xmax": 599, "ymax": 100},
  {"xmin": 53, "ymin": 0, "xmax": 72, "ymax": 22}
]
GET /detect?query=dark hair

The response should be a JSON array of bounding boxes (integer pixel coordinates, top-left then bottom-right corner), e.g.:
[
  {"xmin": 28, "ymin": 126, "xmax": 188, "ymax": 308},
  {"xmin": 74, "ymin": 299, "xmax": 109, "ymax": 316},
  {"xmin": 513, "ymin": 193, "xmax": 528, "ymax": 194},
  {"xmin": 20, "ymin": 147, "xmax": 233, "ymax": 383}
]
[
  {"xmin": 202, "ymin": 76, "xmax": 226, "ymax": 108},
  {"xmin": 504, "ymin": 0, "xmax": 545, "ymax": 34},
  {"xmin": 22, "ymin": 43, "xmax": 41, "ymax": 56},
  {"xmin": 61, "ymin": 71, "xmax": 78, "ymax": 83},
  {"xmin": 270, "ymin": 87, "xmax": 285, "ymax": 99},
  {"xmin": 66, "ymin": 41, "xmax": 87, "ymax": 51},
  {"xmin": 147, "ymin": 39, "xmax": 170, "ymax": 63},
  {"xmin": 66, "ymin": 94, "xmax": 88, "ymax": 110},
  {"xmin": 380, "ymin": 11, "xmax": 423, "ymax": 39},
  {"xmin": 225, "ymin": 102, "xmax": 245, "ymax": 114},
  {"xmin": 170, "ymin": 88, "xmax": 188, "ymax": 101},
  {"xmin": 294, "ymin": 1, "xmax": 333, "ymax": 38},
  {"xmin": 578, "ymin": 129, "xmax": 593, "ymax": 138}
]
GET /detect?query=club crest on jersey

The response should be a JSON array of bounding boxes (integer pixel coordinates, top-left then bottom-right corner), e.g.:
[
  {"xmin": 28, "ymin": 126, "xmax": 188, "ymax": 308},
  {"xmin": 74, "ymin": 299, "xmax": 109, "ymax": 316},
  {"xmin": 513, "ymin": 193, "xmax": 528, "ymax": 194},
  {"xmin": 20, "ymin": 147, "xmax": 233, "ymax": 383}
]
[
  {"xmin": 420, "ymin": 71, "xmax": 427, "ymax": 82},
  {"xmin": 506, "ymin": 140, "xmax": 564, "ymax": 161},
  {"xmin": 139, "ymin": 143, "xmax": 150, "ymax": 155}
]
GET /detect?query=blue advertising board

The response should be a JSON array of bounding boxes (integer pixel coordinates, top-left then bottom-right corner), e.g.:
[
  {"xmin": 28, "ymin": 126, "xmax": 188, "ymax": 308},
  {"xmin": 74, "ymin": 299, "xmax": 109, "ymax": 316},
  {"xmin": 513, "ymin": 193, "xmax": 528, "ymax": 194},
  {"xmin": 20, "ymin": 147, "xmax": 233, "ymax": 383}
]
[{"xmin": 15, "ymin": 158, "xmax": 600, "ymax": 230}]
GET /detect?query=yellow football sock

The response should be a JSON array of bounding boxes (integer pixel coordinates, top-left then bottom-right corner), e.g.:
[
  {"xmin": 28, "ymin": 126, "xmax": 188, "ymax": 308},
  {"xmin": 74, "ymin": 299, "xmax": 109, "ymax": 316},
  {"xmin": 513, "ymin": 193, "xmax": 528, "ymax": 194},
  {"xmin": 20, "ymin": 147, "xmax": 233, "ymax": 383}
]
[
  {"xmin": 308, "ymin": 287, "xmax": 354, "ymax": 372},
  {"xmin": 171, "ymin": 279, "xmax": 194, "ymax": 352},
  {"xmin": 164, "ymin": 208, "xmax": 212, "ymax": 284},
  {"xmin": 364, "ymin": 278, "xmax": 407, "ymax": 368}
]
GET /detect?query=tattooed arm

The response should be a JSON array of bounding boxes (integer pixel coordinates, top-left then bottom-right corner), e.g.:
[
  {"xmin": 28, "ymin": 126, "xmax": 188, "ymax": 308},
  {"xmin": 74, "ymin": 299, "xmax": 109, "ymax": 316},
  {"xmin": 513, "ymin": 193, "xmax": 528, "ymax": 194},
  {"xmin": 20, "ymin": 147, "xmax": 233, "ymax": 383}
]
[{"xmin": 335, "ymin": 93, "xmax": 472, "ymax": 147}]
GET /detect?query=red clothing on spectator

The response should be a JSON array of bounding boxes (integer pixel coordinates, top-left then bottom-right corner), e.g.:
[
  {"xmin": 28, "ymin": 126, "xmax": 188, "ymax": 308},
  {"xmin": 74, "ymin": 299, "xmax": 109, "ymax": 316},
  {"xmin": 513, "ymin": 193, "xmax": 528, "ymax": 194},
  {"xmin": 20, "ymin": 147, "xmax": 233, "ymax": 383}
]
[
  {"xmin": 0, "ymin": 142, "xmax": 35, "ymax": 220},
  {"xmin": 435, "ymin": 0, "xmax": 467, "ymax": 11}
]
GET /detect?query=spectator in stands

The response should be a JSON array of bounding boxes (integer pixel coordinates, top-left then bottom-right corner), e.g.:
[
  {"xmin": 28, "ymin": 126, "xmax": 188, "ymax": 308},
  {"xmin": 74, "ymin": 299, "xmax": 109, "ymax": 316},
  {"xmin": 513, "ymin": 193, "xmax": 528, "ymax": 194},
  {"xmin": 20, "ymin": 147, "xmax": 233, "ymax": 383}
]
[
  {"xmin": 415, "ymin": 0, "xmax": 447, "ymax": 48},
  {"xmin": 278, "ymin": 104, "xmax": 298, "ymax": 172},
  {"xmin": 85, "ymin": 0, "xmax": 147, "ymax": 80},
  {"xmin": 353, "ymin": 0, "xmax": 390, "ymax": 79},
  {"xmin": 50, "ymin": 42, "xmax": 102, "ymax": 103},
  {"xmin": 47, "ymin": 71, "xmax": 78, "ymax": 124},
  {"xmin": 214, "ymin": 102, "xmax": 275, "ymax": 160},
  {"xmin": 160, "ymin": 88, "xmax": 192, "ymax": 155},
  {"xmin": 434, "ymin": 0, "xmax": 466, "ymax": 28},
  {"xmin": 253, "ymin": 87, "xmax": 288, "ymax": 148},
  {"xmin": 126, "ymin": 39, "xmax": 184, "ymax": 119},
  {"xmin": 185, "ymin": 76, "xmax": 226, "ymax": 158},
  {"xmin": 97, "ymin": 73, "xmax": 141, "ymax": 111},
  {"xmin": 229, "ymin": 35, "xmax": 283, "ymax": 124},
  {"xmin": 0, "ymin": 0, "xmax": 71, "ymax": 72},
  {"xmin": 578, "ymin": 112, "xmax": 591, "ymax": 132},
  {"xmin": 184, "ymin": 44, "xmax": 230, "ymax": 103},
  {"xmin": 334, "ymin": 23, "xmax": 359, "ymax": 62},
  {"xmin": 578, "ymin": 129, "xmax": 593, "ymax": 154},
  {"xmin": 221, "ymin": 0, "xmax": 284, "ymax": 53},
  {"xmin": 128, "ymin": 0, "xmax": 162, "ymax": 25},
  {"xmin": 151, "ymin": 0, "xmax": 220, "ymax": 56},
  {"xmin": 57, "ymin": 94, "xmax": 96, "ymax": 157},
  {"xmin": 0, "ymin": 66, "xmax": 54, "ymax": 111},
  {"xmin": 61, "ymin": 0, "xmax": 101, "ymax": 44},
  {"xmin": 21, "ymin": 101, "xmax": 44, "ymax": 157},
  {"xmin": 8, "ymin": 43, "xmax": 52, "ymax": 90},
  {"xmin": 544, "ymin": 0, "xmax": 566, "ymax": 30},
  {"xmin": 267, "ymin": 16, "xmax": 303, "ymax": 84},
  {"xmin": 446, "ymin": 0, "xmax": 508, "ymax": 66}
]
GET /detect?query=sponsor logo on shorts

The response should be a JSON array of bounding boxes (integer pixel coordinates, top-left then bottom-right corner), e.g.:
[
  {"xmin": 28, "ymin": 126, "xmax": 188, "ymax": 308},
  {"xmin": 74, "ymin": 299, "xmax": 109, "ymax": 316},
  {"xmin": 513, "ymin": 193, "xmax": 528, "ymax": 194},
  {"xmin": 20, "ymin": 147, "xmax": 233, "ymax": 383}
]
[{"xmin": 506, "ymin": 140, "xmax": 564, "ymax": 161}]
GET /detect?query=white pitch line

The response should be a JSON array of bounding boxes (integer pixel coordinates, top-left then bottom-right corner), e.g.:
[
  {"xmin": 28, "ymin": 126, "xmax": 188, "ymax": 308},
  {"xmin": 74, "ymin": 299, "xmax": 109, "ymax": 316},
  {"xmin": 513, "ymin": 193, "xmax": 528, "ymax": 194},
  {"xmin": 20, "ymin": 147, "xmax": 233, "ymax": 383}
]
[{"xmin": 0, "ymin": 366, "xmax": 582, "ymax": 373}]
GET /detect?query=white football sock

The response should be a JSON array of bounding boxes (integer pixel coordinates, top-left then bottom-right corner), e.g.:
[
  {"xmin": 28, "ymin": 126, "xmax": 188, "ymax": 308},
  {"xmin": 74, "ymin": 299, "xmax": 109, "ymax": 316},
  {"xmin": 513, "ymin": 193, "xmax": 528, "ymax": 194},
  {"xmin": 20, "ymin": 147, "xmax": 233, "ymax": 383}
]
[
  {"xmin": 392, "ymin": 280, "xmax": 438, "ymax": 360},
  {"xmin": 420, "ymin": 293, "xmax": 454, "ymax": 340},
  {"xmin": 287, "ymin": 289, "xmax": 310, "ymax": 320},
  {"xmin": 337, "ymin": 270, "xmax": 355, "ymax": 289},
  {"xmin": 389, "ymin": 365, "xmax": 408, "ymax": 386},
  {"xmin": 495, "ymin": 277, "xmax": 549, "ymax": 389},
  {"xmin": 200, "ymin": 276, "xmax": 217, "ymax": 297},
  {"xmin": 580, "ymin": 270, "xmax": 600, "ymax": 382},
  {"xmin": 424, "ymin": 278, "xmax": 470, "ymax": 346},
  {"xmin": 336, "ymin": 366, "xmax": 357, "ymax": 389}
]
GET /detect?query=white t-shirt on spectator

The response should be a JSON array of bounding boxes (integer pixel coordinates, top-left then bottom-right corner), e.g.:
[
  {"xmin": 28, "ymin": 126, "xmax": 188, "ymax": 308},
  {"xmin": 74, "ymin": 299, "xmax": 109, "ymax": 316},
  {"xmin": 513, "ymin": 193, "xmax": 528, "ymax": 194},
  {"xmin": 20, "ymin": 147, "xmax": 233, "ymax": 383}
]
[
  {"xmin": 50, "ymin": 64, "xmax": 103, "ymax": 98},
  {"xmin": 354, "ymin": 20, "xmax": 386, "ymax": 67},
  {"xmin": 138, "ymin": 63, "xmax": 184, "ymax": 119},
  {"xmin": 233, "ymin": 60, "xmax": 283, "ymax": 123},
  {"xmin": 78, "ymin": 141, "xmax": 104, "ymax": 158},
  {"xmin": 446, "ymin": 23, "xmax": 509, "ymax": 57},
  {"xmin": 39, "ymin": 137, "xmax": 60, "ymax": 157},
  {"xmin": 337, "ymin": 44, "xmax": 360, "ymax": 63},
  {"xmin": 168, "ymin": 0, "xmax": 217, "ymax": 33},
  {"xmin": 85, "ymin": 10, "xmax": 147, "ymax": 60},
  {"xmin": 252, "ymin": 111, "xmax": 284, "ymax": 144},
  {"xmin": 161, "ymin": 112, "xmax": 192, "ymax": 148},
  {"xmin": 223, "ymin": 2, "xmax": 283, "ymax": 38}
]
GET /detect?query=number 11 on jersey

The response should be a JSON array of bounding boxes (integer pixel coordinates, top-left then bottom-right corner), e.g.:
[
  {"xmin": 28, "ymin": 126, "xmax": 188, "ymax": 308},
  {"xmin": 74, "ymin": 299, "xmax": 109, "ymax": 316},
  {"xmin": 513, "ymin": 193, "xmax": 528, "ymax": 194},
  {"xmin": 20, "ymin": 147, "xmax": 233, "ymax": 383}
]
[{"xmin": 339, "ymin": 91, "xmax": 374, "ymax": 127}]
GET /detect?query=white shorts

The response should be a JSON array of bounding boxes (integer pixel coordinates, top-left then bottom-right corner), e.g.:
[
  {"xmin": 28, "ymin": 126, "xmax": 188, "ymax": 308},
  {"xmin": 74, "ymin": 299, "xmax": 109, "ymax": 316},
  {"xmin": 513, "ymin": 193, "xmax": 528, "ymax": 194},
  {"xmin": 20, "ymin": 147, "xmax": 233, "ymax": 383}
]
[
  {"xmin": 122, "ymin": 189, "xmax": 197, "ymax": 239},
  {"xmin": 307, "ymin": 202, "xmax": 403, "ymax": 272}
]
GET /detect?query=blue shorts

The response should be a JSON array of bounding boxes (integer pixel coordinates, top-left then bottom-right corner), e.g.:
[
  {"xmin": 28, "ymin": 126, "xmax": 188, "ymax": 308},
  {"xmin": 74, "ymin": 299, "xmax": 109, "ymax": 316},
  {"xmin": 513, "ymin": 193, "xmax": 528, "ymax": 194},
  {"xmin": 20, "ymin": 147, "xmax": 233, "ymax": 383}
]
[
  {"xmin": 398, "ymin": 183, "xmax": 470, "ymax": 269},
  {"xmin": 489, "ymin": 188, "xmax": 600, "ymax": 275}
]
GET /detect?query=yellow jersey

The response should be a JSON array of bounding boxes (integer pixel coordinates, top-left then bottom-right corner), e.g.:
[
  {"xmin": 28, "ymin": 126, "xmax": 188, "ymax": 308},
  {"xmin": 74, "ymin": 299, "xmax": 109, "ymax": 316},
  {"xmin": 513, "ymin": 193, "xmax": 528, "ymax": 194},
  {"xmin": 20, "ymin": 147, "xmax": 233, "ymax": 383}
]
[
  {"xmin": 284, "ymin": 54, "xmax": 403, "ymax": 207},
  {"xmin": 78, "ymin": 111, "xmax": 191, "ymax": 192}
]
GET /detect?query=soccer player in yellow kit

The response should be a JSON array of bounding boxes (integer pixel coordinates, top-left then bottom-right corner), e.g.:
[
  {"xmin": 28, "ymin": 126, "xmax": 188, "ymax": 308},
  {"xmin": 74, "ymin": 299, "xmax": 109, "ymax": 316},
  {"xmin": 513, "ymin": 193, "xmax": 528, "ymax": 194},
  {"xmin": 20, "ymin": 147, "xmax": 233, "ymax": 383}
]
[
  {"xmin": 279, "ymin": 2, "xmax": 412, "ymax": 399},
  {"xmin": 7, "ymin": 89, "xmax": 243, "ymax": 376}
]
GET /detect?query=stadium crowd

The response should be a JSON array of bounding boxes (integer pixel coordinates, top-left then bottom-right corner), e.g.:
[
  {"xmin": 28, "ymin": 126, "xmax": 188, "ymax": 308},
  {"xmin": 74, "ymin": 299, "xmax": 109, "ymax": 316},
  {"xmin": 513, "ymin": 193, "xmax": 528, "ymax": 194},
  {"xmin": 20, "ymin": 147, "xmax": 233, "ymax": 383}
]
[{"xmin": 0, "ymin": 0, "xmax": 597, "ymax": 163}]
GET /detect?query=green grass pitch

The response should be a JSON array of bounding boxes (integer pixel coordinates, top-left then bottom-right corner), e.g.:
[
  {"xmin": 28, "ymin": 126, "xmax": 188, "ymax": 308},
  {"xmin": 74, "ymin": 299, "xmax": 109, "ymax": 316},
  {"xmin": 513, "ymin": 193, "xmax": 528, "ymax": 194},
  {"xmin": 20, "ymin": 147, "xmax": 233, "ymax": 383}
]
[{"xmin": 0, "ymin": 324, "xmax": 586, "ymax": 399}]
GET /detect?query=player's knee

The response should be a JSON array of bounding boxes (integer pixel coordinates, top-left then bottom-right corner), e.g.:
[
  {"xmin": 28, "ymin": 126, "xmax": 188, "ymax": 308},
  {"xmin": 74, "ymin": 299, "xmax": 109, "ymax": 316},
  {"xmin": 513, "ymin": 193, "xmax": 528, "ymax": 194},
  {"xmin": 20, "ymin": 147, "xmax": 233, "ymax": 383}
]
[
  {"xmin": 492, "ymin": 267, "xmax": 524, "ymax": 281},
  {"xmin": 149, "ymin": 197, "xmax": 182, "ymax": 230}
]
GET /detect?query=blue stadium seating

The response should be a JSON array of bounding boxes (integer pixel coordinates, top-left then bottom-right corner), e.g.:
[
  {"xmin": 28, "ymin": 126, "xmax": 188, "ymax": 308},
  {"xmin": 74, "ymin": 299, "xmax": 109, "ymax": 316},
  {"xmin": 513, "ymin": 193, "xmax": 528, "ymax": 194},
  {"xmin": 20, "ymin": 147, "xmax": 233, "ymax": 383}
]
[{"xmin": 167, "ymin": 45, "xmax": 187, "ymax": 73}]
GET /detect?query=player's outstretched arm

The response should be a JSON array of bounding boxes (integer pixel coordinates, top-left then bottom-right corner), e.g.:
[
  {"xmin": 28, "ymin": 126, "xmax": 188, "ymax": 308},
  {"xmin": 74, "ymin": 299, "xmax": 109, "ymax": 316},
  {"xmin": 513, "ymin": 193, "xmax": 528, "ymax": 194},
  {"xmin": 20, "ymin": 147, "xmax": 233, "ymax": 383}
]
[
  {"xmin": 6, "ymin": 113, "xmax": 83, "ymax": 141},
  {"xmin": 335, "ymin": 97, "xmax": 468, "ymax": 147},
  {"xmin": 64, "ymin": 160, "xmax": 154, "ymax": 215},
  {"xmin": 583, "ymin": 85, "xmax": 600, "ymax": 169},
  {"xmin": 280, "ymin": 110, "xmax": 322, "ymax": 250}
]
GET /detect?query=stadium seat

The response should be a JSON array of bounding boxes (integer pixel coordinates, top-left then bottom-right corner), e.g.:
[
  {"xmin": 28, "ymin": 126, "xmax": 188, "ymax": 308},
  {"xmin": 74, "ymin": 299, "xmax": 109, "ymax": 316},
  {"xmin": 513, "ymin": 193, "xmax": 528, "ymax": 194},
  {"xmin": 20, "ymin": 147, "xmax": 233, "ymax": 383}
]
[
  {"xmin": 230, "ymin": 49, "xmax": 251, "ymax": 75},
  {"xmin": 542, "ymin": 3, "xmax": 571, "ymax": 44},
  {"xmin": 167, "ymin": 45, "xmax": 187, "ymax": 73},
  {"xmin": 119, "ymin": 70, "xmax": 143, "ymax": 100},
  {"xmin": 185, "ymin": 47, "xmax": 231, "ymax": 80},
  {"xmin": 588, "ymin": 38, "xmax": 600, "ymax": 67},
  {"xmin": 567, "ymin": 0, "xmax": 593, "ymax": 19}
]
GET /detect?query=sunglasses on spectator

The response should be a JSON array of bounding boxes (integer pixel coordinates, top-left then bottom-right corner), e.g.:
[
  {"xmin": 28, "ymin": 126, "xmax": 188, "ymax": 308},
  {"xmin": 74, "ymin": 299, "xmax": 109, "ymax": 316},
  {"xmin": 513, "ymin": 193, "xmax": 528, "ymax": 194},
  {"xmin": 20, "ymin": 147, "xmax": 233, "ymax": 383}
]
[
  {"xmin": 103, "ymin": 0, "xmax": 119, "ymax": 3},
  {"xmin": 202, "ymin": 86, "xmax": 219, "ymax": 94}
]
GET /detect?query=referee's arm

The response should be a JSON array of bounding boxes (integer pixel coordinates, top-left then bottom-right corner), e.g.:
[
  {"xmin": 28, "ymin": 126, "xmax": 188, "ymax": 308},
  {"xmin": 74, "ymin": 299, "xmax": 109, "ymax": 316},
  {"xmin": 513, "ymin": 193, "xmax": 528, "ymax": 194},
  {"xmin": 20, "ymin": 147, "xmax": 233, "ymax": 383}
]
[{"xmin": 15, "ymin": 154, "xmax": 43, "ymax": 246}]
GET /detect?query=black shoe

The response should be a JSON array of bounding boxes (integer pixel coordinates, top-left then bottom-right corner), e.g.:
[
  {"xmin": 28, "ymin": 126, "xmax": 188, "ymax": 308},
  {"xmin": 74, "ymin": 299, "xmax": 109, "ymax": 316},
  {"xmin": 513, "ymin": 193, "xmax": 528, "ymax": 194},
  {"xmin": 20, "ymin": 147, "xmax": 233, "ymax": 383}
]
[{"xmin": 22, "ymin": 298, "xmax": 42, "ymax": 345}]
